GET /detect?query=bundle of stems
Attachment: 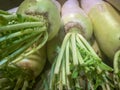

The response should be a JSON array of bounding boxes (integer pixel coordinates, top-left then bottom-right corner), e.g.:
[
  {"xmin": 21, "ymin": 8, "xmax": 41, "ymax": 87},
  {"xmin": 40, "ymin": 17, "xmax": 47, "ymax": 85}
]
[
  {"xmin": 0, "ymin": 11, "xmax": 48, "ymax": 67},
  {"xmin": 47, "ymin": 0, "xmax": 114, "ymax": 90},
  {"xmin": 0, "ymin": 0, "xmax": 61, "ymax": 67},
  {"xmin": 0, "ymin": 11, "xmax": 48, "ymax": 89},
  {"xmin": 80, "ymin": 0, "xmax": 120, "ymax": 89},
  {"xmin": 0, "ymin": 0, "xmax": 61, "ymax": 89}
]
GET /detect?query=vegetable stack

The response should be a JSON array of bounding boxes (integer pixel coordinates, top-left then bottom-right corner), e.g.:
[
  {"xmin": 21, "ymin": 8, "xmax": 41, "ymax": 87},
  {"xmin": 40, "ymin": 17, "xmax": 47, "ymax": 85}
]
[{"xmin": 0, "ymin": 0, "xmax": 120, "ymax": 90}]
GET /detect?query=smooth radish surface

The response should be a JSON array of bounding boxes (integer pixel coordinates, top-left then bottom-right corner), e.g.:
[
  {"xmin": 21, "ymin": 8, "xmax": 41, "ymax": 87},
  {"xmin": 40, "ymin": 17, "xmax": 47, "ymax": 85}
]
[
  {"xmin": 14, "ymin": 46, "xmax": 46, "ymax": 77},
  {"xmin": 62, "ymin": 0, "xmax": 93, "ymax": 40},
  {"xmin": 52, "ymin": 0, "xmax": 61, "ymax": 12},
  {"xmin": 80, "ymin": 0, "xmax": 103, "ymax": 14},
  {"xmin": 81, "ymin": 0, "xmax": 120, "ymax": 60}
]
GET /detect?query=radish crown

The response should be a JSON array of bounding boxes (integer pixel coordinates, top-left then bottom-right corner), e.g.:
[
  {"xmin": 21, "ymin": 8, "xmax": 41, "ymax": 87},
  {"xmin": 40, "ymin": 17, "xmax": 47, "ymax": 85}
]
[
  {"xmin": 62, "ymin": 0, "xmax": 93, "ymax": 40},
  {"xmin": 17, "ymin": 0, "xmax": 61, "ymax": 40}
]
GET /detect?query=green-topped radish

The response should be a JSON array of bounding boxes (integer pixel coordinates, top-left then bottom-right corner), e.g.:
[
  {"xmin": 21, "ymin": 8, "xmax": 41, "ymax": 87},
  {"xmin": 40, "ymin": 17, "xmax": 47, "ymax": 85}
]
[
  {"xmin": 47, "ymin": 0, "xmax": 113, "ymax": 90},
  {"xmin": 81, "ymin": 0, "xmax": 120, "ymax": 60},
  {"xmin": 81, "ymin": 0, "xmax": 120, "ymax": 88},
  {"xmin": 0, "ymin": 0, "xmax": 61, "ymax": 66},
  {"xmin": 17, "ymin": 0, "xmax": 61, "ymax": 41}
]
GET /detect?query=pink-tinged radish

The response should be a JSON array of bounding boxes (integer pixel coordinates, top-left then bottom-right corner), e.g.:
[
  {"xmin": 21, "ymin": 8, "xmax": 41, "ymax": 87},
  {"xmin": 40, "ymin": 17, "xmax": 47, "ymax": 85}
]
[
  {"xmin": 81, "ymin": 0, "xmax": 120, "ymax": 88},
  {"xmin": 47, "ymin": 0, "xmax": 113, "ymax": 90}
]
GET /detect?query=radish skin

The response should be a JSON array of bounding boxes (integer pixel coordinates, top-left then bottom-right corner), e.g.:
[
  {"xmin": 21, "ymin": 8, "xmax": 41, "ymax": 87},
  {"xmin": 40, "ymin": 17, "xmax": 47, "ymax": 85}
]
[
  {"xmin": 52, "ymin": 0, "xmax": 61, "ymax": 12},
  {"xmin": 81, "ymin": 0, "xmax": 120, "ymax": 89},
  {"xmin": 47, "ymin": 26, "xmax": 65, "ymax": 63},
  {"xmin": 61, "ymin": 0, "xmax": 93, "ymax": 40},
  {"xmin": 14, "ymin": 46, "xmax": 46, "ymax": 77},
  {"xmin": 81, "ymin": 0, "xmax": 120, "ymax": 60}
]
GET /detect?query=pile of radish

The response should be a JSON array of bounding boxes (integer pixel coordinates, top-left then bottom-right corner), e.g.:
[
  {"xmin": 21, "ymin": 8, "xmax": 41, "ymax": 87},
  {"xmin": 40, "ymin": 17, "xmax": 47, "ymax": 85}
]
[{"xmin": 0, "ymin": 0, "xmax": 120, "ymax": 90}]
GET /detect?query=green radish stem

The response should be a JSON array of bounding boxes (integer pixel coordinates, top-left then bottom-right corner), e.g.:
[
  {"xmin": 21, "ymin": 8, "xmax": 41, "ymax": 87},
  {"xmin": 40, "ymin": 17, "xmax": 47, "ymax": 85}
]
[
  {"xmin": 53, "ymin": 26, "xmax": 109, "ymax": 89},
  {"xmin": 71, "ymin": 32, "xmax": 78, "ymax": 65},
  {"xmin": 113, "ymin": 50, "xmax": 120, "ymax": 88},
  {"xmin": 114, "ymin": 50, "xmax": 120, "ymax": 74},
  {"xmin": 17, "ymin": 0, "xmax": 61, "ymax": 41},
  {"xmin": 0, "ymin": 26, "xmax": 45, "ymax": 42},
  {"xmin": 0, "ymin": 31, "xmax": 47, "ymax": 67},
  {"xmin": 0, "ymin": 14, "xmax": 41, "ymax": 23},
  {"xmin": 0, "ymin": 31, "xmax": 47, "ymax": 66},
  {"xmin": 66, "ymin": 40, "xmax": 70, "ymax": 75},
  {"xmin": 0, "ymin": 5, "xmax": 55, "ymax": 88},
  {"xmin": 47, "ymin": 0, "xmax": 114, "ymax": 89},
  {"xmin": 0, "ymin": 45, "xmax": 46, "ymax": 90},
  {"xmin": 0, "ymin": 22, "xmax": 45, "ymax": 32},
  {"xmin": 54, "ymin": 33, "xmax": 71, "ymax": 74},
  {"xmin": 81, "ymin": 0, "xmax": 120, "ymax": 60},
  {"xmin": 0, "ymin": 31, "xmax": 40, "ymax": 59},
  {"xmin": 0, "ymin": 11, "xmax": 48, "ymax": 66},
  {"xmin": 0, "ymin": 10, "xmax": 11, "ymax": 15}
]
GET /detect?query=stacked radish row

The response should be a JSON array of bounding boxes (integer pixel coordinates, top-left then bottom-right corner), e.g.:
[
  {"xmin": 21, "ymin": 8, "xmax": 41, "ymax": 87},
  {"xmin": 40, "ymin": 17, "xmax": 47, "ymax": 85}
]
[{"xmin": 0, "ymin": 0, "xmax": 120, "ymax": 90}]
